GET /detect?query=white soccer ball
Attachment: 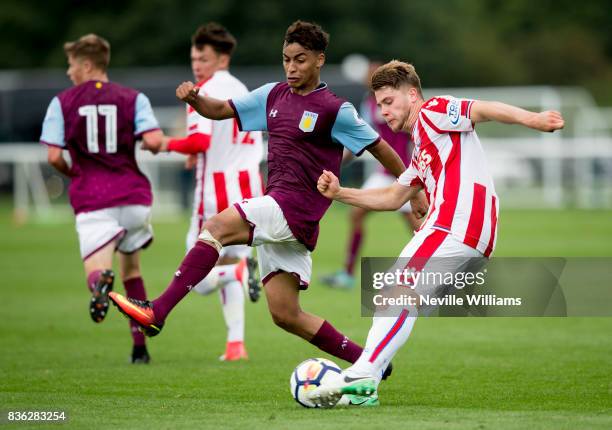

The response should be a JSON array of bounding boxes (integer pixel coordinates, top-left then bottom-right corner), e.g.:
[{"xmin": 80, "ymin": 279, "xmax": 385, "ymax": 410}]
[{"xmin": 290, "ymin": 358, "xmax": 342, "ymax": 408}]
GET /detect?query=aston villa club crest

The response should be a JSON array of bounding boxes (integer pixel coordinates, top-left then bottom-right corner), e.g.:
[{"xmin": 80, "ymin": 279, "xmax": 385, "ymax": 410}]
[{"xmin": 298, "ymin": 111, "xmax": 318, "ymax": 132}]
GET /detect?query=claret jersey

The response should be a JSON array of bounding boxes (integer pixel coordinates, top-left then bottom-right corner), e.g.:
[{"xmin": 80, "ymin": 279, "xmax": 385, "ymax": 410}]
[
  {"xmin": 40, "ymin": 80, "xmax": 159, "ymax": 214},
  {"xmin": 230, "ymin": 82, "xmax": 380, "ymax": 250}
]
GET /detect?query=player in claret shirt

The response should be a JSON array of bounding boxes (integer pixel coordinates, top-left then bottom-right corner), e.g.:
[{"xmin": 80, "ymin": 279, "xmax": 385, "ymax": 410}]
[
  {"xmin": 310, "ymin": 60, "xmax": 564, "ymax": 407},
  {"xmin": 40, "ymin": 34, "xmax": 164, "ymax": 363},
  {"xmin": 142, "ymin": 23, "xmax": 264, "ymax": 362},
  {"xmin": 110, "ymin": 21, "xmax": 419, "ymax": 379}
]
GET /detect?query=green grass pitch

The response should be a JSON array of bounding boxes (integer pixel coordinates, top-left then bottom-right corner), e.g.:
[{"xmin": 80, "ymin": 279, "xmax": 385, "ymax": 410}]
[{"xmin": 1, "ymin": 204, "xmax": 611, "ymax": 429}]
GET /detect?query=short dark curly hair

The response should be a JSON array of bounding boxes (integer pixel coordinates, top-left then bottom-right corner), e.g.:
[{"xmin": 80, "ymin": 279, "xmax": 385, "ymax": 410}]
[
  {"xmin": 191, "ymin": 22, "xmax": 237, "ymax": 55},
  {"xmin": 284, "ymin": 20, "xmax": 329, "ymax": 53}
]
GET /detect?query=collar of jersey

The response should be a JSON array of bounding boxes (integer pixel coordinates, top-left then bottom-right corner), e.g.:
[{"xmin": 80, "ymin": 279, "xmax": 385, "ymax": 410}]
[
  {"xmin": 289, "ymin": 81, "xmax": 328, "ymax": 96},
  {"xmin": 196, "ymin": 76, "xmax": 213, "ymax": 87}
]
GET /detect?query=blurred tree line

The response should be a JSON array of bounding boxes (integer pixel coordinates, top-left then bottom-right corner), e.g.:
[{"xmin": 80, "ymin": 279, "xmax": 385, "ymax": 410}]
[{"xmin": 1, "ymin": 0, "xmax": 611, "ymax": 102}]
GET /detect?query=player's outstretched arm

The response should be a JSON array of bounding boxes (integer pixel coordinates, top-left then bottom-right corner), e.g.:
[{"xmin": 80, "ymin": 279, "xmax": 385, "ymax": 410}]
[
  {"xmin": 176, "ymin": 81, "xmax": 235, "ymax": 120},
  {"xmin": 47, "ymin": 146, "xmax": 73, "ymax": 177},
  {"xmin": 367, "ymin": 139, "xmax": 406, "ymax": 177},
  {"xmin": 143, "ymin": 134, "xmax": 211, "ymax": 157},
  {"xmin": 317, "ymin": 170, "xmax": 419, "ymax": 211},
  {"xmin": 470, "ymin": 101, "xmax": 565, "ymax": 132},
  {"xmin": 140, "ymin": 129, "xmax": 165, "ymax": 153},
  {"xmin": 367, "ymin": 139, "xmax": 429, "ymax": 218}
]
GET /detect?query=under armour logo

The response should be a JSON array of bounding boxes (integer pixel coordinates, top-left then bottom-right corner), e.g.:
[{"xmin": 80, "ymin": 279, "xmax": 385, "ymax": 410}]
[
  {"xmin": 269, "ymin": 109, "xmax": 278, "ymax": 118},
  {"xmin": 175, "ymin": 270, "xmax": 182, "ymax": 277},
  {"xmin": 341, "ymin": 336, "xmax": 349, "ymax": 350}
]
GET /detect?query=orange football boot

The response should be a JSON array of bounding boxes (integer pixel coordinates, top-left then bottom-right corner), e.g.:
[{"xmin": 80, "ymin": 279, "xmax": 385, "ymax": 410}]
[
  {"xmin": 109, "ymin": 292, "xmax": 163, "ymax": 337},
  {"xmin": 219, "ymin": 341, "xmax": 249, "ymax": 361}
]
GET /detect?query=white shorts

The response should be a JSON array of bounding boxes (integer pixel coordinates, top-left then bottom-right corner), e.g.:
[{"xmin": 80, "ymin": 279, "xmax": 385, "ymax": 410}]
[
  {"xmin": 363, "ymin": 172, "xmax": 412, "ymax": 213},
  {"xmin": 234, "ymin": 196, "xmax": 311, "ymax": 289},
  {"xmin": 186, "ymin": 218, "xmax": 251, "ymax": 260},
  {"xmin": 75, "ymin": 205, "xmax": 153, "ymax": 260},
  {"xmin": 391, "ymin": 228, "xmax": 485, "ymax": 311}
]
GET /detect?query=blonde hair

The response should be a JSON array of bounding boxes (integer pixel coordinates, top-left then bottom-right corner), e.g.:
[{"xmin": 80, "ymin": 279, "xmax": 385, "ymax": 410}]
[{"xmin": 64, "ymin": 34, "xmax": 111, "ymax": 71}]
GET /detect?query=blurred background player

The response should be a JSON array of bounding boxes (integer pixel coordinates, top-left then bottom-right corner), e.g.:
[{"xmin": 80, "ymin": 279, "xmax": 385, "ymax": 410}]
[
  {"xmin": 40, "ymin": 34, "xmax": 164, "ymax": 364},
  {"xmin": 109, "ymin": 21, "xmax": 424, "ymax": 386},
  {"xmin": 142, "ymin": 23, "xmax": 264, "ymax": 361},
  {"xmin": 320, "ymin": 60, "xmax": 425, "ymax": 289}
]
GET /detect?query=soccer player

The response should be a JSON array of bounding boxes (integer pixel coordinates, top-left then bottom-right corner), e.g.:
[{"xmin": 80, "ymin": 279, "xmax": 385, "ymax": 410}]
[
  {"xmin": 310, "ymin": 60, "xmax": 565, "ymax": 406},
  {"xmin": 40, "ymin": 34, "xmax": 164, "ymax": 363},
  {"xmin": 141, "ymin": 23, "xmax": 264, "ymax": 361},
  {"xmin": 321, "ymin": 61, "xmax": 426, "ymax": 289},
  {"xmin": 109, "ymin": 21, "xmax": 418, "ymax": 381}
]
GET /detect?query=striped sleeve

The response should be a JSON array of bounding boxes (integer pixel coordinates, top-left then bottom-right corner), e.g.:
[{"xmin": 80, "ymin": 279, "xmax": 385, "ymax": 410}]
[
  {"xmin": 397, "ymin": 155, "xmax": 424, "ymax": 188},
  {"xmin": 420, "ymin": 96, "xmax": 474, "ymax": 133}
]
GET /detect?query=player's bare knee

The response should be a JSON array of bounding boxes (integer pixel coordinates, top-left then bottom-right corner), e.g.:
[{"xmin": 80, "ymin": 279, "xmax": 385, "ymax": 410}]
[
  {"xmin": 201, "ymin": 218, "xmax": 229, "ymax": 244},
  {"xmin": 197, "ymin": 221, "xmax": 227, "ymax": 252}
]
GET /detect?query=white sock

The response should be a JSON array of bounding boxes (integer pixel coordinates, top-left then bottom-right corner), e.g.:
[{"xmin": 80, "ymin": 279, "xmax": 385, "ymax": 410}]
[
  {"xmin": 346, "ymin": 307, "xmax": 417, "ymax": 383},
  {"xmin": 192, "ymin": 262, "xmax": 243, "ymax": 295},
  {"xmin": 215, "ymin": 263, "xmax": 243, "ymax": 287},
  {"xmin": 193, "ymin": 269, "xmax": 220, "ymax": 295},
  {"xmin": 219, "ymin": 280, "xmax": 245, "ymax": 343}
]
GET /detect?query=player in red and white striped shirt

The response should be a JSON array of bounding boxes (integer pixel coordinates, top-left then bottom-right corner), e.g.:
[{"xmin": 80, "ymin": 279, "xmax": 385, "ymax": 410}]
[
  {"xmin": 311, "ymin": 60, "xmax": 564, "ymax": 407},
  {"xmin": 143, "ymin": 23, "xmax": 263, "ymax": 361}
]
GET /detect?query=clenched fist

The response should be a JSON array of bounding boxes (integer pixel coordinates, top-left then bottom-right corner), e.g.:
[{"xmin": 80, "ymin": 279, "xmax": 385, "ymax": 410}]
[
  {"xmin": 141, "ymin": 135, "xmax": 169, "ymax": 154},
  {"xmin": 176, "ymin": 81, "xmax": 200, "ymax": 103},
  {"xmin": 410, "ymin": 191, "xmax": 429, "ymax": 218},
  {"xmin": 317, "ymin": 169, "xmax": 340, "ymax": 199},
  {"xmin": 529, "ymin": 111, "xmax": 565, "ymax": 132}
]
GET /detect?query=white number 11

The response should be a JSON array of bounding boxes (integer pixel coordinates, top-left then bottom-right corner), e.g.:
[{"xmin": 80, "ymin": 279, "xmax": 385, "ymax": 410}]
[{"xmin": 78, "ymin": 104, "xmax": 117, "ymax": 153}]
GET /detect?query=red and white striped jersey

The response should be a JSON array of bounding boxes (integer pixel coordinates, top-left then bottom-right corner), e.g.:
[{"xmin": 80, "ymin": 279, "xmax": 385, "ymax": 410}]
[
  {"xmin": 188, "ymin": 70, "xmax": 264, "ymax": 223},
  {"xmin": 398, "ymin": 95, "xmax": 499, "ymax": 257}
]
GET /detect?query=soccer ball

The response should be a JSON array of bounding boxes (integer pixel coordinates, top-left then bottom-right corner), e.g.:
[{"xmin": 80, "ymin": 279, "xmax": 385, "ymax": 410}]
[{"xmin": 290, "ymin": 358, "xmax": 342, "ymax": 408}]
